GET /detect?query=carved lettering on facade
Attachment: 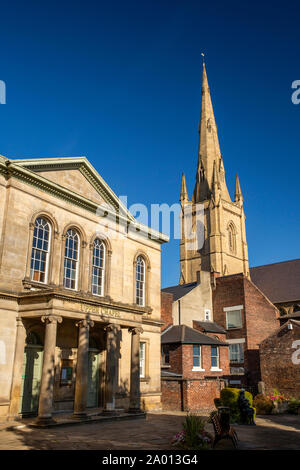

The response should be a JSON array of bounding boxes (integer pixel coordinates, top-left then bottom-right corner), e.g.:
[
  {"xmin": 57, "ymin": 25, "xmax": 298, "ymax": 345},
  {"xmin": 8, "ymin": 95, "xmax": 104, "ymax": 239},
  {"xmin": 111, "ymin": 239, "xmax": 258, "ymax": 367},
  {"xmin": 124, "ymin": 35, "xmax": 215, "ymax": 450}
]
[{"xmin": 79, "ymin": 303, "xmax": 120, "ymax": 318}]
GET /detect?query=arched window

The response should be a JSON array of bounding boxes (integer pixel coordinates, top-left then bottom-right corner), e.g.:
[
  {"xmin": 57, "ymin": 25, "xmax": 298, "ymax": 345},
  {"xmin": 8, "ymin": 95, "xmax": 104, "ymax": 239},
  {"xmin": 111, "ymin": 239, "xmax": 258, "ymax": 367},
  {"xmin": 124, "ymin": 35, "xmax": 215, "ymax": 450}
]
[
  {"xmin": 136, "ymin": 256, "xmax": 145, "ymax": 306},
  {"xmin": 30, "ymin": 217, "xmax": 51, "ymax": 283},
  {"xmin": 63, "ymin": 229, "xmax": 79, "ymax": 290},
  {"xmin": 228, "ymin": 223, "xmax": 236, "ymax": 254},
  {"xmin": 92, "ymin": 239, "xmax": 105, "ymax": 296}
]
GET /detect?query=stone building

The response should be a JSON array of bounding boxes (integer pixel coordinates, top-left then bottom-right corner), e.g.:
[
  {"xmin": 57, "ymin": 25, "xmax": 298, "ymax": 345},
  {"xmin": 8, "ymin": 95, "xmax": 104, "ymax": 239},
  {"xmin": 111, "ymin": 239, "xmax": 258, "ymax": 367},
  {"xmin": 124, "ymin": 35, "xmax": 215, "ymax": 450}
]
[
  {"xmin": 179, "ymin": 62, "xmax": 249, "ymax": 285},
  {"xmin": 259, "ymin": 319, "xmax": 300, "ymax": 397},
  {"xmin": 0, "ymin": 155, "xmax": 168, "ymax": 421}
]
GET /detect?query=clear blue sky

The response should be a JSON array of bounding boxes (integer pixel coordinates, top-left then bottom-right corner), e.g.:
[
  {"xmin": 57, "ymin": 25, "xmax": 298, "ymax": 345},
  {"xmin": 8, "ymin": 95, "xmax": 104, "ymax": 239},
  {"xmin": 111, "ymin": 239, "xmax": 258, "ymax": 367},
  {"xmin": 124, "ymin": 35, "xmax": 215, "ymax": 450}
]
[{"xmin": 0, "ymin": 1, "xmax": 299, "ymax": 288}]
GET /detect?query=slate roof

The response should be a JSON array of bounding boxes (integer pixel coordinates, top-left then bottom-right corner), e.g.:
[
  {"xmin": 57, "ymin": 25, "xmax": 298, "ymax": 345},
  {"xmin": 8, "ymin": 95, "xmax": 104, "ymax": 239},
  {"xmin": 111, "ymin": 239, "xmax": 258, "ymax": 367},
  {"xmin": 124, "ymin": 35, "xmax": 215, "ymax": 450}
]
[
  {"xmin": 250, "ymin": 259, "xmax": 300, "ymax": 304},
  {"xmin": 161, "ymin": 370, "xmax": 183, "ymax": 378},
  {"xmin": 161, "ymin": 282, "xmax": 197, "ymax": 301},
  {"xmin": 193, "ymin": 321, "xmax": 226, "ymax": 334},
  {"xmin": 161, "ymin": 324, "xmax": 228, "ymax": 346}
]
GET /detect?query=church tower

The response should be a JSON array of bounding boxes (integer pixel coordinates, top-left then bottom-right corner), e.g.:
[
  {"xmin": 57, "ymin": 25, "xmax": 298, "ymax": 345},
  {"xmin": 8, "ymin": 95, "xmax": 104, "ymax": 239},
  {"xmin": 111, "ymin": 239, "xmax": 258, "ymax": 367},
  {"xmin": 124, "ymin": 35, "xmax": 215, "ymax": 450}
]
[{"xmin": 180, "ymin": 62, "xmax": 249, "ymax": 284}]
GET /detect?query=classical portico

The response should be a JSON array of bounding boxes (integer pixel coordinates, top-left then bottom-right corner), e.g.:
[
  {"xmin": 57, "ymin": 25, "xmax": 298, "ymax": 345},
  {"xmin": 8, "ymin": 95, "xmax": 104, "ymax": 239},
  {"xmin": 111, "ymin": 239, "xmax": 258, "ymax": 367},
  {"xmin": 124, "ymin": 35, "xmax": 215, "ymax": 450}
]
[{"xmin": 7, "ymin": 289, "xmax": 152, "ymax": 422}]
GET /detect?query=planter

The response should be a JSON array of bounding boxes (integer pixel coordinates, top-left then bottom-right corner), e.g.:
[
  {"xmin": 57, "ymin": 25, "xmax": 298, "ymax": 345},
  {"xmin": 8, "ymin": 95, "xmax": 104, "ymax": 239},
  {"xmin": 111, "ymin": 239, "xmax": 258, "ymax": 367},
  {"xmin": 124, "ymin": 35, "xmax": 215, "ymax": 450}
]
[{"xmin": 272, "ymin": 401, "xmax": 289, "ymax": 414}]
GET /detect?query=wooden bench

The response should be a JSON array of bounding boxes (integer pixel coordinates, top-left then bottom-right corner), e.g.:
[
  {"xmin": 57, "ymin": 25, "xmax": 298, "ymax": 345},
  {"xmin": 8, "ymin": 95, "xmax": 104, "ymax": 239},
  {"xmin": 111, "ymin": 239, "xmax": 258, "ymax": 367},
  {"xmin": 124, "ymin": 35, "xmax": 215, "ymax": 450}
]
[{"xmin": 210, "ymin": 412, "xmax": 238, "ymax": 449}]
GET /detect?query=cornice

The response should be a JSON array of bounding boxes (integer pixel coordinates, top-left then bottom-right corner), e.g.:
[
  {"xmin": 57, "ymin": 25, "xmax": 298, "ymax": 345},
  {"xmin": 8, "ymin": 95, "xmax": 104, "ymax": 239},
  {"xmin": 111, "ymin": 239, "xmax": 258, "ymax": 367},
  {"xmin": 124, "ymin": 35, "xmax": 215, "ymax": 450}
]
[
  {"xmin": 13, "ymin": 287, "xmax": 153, "ymax": 316},
  {"xmin": 0, "ymin": 157, "xmax": 168, "ymax": 244}
]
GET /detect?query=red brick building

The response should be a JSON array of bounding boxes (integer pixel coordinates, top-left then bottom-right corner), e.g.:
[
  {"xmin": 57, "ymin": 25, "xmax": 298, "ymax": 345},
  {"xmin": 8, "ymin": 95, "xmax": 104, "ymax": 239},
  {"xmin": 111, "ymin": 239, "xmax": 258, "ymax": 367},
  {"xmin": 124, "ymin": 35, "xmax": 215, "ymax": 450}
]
[
  {"xmin": 160, "ymin": 292, "xmax": 230, "ymax": 412},
  {"xmin": 212, "ymin": 273, "xmax": 279, "ymax": 390},
  {"xmin": 259, "ymin": 320, "xmax": 300, "ymax": 397},
  {"xmin": 250, "ymin": 259, "xmax": 300, "ymax": 324}
]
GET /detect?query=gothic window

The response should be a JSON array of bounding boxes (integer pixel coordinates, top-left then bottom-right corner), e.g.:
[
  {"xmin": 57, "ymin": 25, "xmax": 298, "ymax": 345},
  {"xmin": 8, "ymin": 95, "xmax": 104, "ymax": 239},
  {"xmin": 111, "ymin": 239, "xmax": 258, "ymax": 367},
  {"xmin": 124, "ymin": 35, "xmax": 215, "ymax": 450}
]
[
  {"xmin": 30, "ymin": 217, "xmax": 51, "ymax": 283},
  {"xmin": 228, "ymin": 222, "xmax": 236, "ymax": 254},
  {"xmin": 63, "ymin": 229, "xmax": 79, "ymax": 290},
  {"xmin": 136, "ymin": 256, "xmax": 145, "ymax": 306},
  {"xmin": 92, "ymin": 239, "xmax": 105, "ymax": 296}
]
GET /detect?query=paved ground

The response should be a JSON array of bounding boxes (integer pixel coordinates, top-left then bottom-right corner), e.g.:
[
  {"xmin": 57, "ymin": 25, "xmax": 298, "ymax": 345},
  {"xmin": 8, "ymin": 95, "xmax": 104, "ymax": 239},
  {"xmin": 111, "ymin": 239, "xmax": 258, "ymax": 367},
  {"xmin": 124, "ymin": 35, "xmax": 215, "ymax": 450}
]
[{"xmin": 0, "ymin": 412, "xmax": 299, "ymax": 450}]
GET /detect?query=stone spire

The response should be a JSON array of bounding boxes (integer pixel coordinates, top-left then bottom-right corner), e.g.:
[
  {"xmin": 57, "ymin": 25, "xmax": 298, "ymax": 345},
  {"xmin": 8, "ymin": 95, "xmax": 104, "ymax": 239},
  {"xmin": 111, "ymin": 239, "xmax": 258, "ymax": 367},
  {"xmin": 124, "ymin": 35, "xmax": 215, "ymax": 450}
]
[
  {"xmin": 192, "ymin": 62, "xmax": 231, "ymax": 203},
  {"xmin": 234, "ymin": 173, "xmax": 243, "ymax": 205},
  {"xmin": 180, "ymin": 172, "xmax": 189, "ymax": 205},
  {"xmin": 212, "ymin": 160, "xmax": 221, "ymax": 207}
]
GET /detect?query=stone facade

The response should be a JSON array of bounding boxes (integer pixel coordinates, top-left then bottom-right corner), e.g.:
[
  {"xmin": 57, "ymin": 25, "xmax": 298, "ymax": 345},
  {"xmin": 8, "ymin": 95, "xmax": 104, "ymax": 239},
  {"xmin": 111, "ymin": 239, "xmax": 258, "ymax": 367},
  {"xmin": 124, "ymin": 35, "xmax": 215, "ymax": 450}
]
[
  {"xmin": 260, "ymin": 320, "xmax": 300, "ymax": 398},
  {"xmin": 0, "ymin": 155, "xmax": 168, "ymax": 419}
]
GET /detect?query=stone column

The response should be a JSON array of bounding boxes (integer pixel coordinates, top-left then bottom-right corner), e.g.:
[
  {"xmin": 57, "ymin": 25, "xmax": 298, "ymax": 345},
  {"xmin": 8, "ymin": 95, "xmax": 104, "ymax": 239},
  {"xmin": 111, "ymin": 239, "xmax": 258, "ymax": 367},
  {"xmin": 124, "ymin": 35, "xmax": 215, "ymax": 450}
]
[
  {"xmin": 51, "ymin": 230, "xmax": 61, "ymax": 285},
  {"xmin": 73, "ymin": 318, "xmax": 94, "ymax": 418},
  {"xmin": 80, "ymin": 241, "xmax": 89, "ymax": 292},
  {"xmin": 128, "ymin": 326, "xmax": 143, "ymax": 413},
  {"xmin": 37, "ymin": 315, "xmax": 62, "ymax": 424},
  {"xmin": 104, "ymin": 324, "xmax": 120, "ymax": 412},
  {"xmin": 8, "ymin": 318, "xmax": 26, "ymax": 420}
]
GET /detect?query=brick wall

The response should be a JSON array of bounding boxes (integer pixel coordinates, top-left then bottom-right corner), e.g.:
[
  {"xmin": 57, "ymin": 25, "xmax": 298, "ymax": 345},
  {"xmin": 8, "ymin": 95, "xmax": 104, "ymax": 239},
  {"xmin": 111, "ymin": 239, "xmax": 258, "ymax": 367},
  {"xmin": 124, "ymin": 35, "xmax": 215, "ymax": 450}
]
[
  {"xmin": 167, "ymin": 343, "xmax": 229, "ymax": 378},
  {"xmin": 161, "ymin": 292, "xmax": 173, "ymax": 331},
  {"xmin": 213, "ymin": 273, "xmax": 278, "ymax": 388},
  {"xmin": 161, "ymin": 379, "xmax": 183, "ymax": 411},
  {"xmin": 161, "ymin": 378, "xmax": 225, "ymax": 412},
  {"xmin": 260, "ymin": 322, "xmax": 300, "ymax": 397},
  {"xmin": 243, "ymin": 277, "xmax": 278, "ymax": 385}
]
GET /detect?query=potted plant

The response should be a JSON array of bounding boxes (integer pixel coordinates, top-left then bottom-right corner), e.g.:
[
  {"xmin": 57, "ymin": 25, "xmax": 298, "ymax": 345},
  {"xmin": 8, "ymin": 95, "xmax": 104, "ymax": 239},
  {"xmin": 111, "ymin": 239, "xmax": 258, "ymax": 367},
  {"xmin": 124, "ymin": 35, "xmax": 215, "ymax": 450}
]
[{"xmin": 171, "ymin": 413, "xmax": 213, "ymax": 450}]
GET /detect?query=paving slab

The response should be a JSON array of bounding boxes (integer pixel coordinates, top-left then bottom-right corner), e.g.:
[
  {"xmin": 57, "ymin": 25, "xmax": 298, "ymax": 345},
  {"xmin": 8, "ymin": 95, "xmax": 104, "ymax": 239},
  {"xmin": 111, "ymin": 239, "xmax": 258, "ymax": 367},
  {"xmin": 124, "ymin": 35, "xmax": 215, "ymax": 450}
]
[{"xmin": 0, "ymin": 412, "xmax": 298, "ymax": 450}]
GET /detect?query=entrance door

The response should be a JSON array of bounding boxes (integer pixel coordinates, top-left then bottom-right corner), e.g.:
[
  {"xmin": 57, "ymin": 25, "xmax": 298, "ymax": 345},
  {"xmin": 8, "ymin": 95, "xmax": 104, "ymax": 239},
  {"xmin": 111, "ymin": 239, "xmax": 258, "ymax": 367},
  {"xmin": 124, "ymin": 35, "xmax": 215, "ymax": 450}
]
[
  {"xmin": 87, "ymin": 350, "xmax": 99, "ymax": 408},
  {"xmin": 20, "ymin": 346, "xmax": 43, "ymax": 414}
]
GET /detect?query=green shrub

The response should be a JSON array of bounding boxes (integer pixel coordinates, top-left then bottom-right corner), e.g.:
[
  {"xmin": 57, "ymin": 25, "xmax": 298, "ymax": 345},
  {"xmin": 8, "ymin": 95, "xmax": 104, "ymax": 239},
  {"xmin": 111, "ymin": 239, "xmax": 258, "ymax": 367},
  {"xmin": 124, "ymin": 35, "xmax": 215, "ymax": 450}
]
[
  {"xmin": 245, "ymin": 391, "xmax": 253, "ymax": 406},
  {"xmin": 215, "ymin": 388, "xmax": 254, "ymax": 424},
  {"xmin": 253, "ymin": 394, "xmax": 274, "ymax": 415},
  {"xmin": 288, "ymin": 398, "xmax": 300, "ymax": 415}
]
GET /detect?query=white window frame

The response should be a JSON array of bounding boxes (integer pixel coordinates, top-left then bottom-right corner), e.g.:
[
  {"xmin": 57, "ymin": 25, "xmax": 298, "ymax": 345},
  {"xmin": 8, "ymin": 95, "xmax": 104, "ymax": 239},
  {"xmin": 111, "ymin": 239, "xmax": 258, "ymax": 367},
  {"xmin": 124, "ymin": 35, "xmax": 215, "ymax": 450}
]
[
  {"xmin": 136, "ymin": 256, "xmax": 145, "ymax": 306},
  {"xmin": 204, "ymin": 309, "xmax": 211, "ymax": 321},
  {"xmin": 229, "ymin": 343, "xmax": 244, "ymax": 363},
  {"xmin": 30, "ymin": 217, "xmax": 51, "ymax": 284},
  {"xmin": 192, "ymin": 344, "xmax": 205, "ymax": 371},
  {"xmin": 224, "ymin": 305, "xmax": 243, "ymax": 330},
  {"xmin": 139, "ymin": 342, "xmax": 146, "ymax": 378},
  {"xmin": 91, "ymin": 239, "xmax": 105, "ymax": 296},
  {"xmin": 211, "ymin": 346, "xmax": 222, "ymax": 371},
  {"xmin": 63, "ymin": 229, "xmax": 80, "ymax": 291}
]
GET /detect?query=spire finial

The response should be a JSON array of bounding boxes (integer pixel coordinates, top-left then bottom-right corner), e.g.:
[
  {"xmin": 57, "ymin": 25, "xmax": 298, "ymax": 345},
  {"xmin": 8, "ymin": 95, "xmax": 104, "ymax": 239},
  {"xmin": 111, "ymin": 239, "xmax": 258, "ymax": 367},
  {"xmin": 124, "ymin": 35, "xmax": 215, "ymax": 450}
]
[
  {"xmin": 201, "ymin": 52, "xmax": 205, "ymax": 65},
  {"xmin": 235, "ymin": 173, "xmax": 243, "ymax": 205},
  {"xmin": 180, "ymin": 172, "xmax": 189, "ymax": 204}
]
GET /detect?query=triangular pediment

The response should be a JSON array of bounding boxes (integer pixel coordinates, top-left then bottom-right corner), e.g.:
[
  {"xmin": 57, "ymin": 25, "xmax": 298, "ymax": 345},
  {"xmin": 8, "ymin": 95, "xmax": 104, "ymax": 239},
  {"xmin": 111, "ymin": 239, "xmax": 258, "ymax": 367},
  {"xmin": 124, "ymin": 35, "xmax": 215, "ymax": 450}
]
[
  {"xmin": 1, "ymin": 155, "xmax": 168, "ymax": 244},
  {"xmin": 13, "ymin": 156, "xmax": 132, "ymax": 219}
]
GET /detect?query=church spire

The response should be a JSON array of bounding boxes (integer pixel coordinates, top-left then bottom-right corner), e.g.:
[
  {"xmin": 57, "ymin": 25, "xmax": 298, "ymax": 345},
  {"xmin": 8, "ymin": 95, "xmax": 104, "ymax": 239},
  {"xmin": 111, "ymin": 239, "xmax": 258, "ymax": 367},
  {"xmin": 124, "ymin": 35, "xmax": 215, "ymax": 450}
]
[
  {"xmin": 192, "ymin": 62, "xmax": 231, "ymax": 203},
  {"xmin": 234, "ymin": 173, "xmax": 243, "ymax": 205},
  {"xmin": 180, "ymin": 172, "xmax": 189, "ymax": 204}
]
